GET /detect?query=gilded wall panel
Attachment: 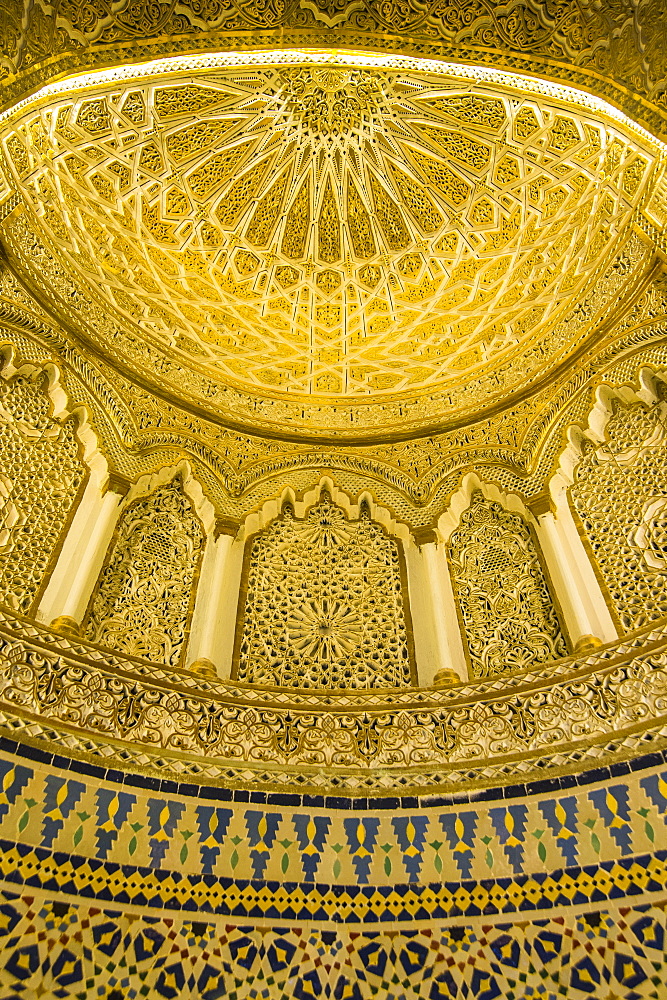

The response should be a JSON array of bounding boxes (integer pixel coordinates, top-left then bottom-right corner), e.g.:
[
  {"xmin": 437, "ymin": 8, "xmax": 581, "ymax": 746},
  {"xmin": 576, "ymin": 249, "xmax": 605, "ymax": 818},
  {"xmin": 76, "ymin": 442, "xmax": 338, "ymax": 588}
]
[
  {"xmin": 570, "ymin": 400, "xmax": 667, "ymax": 633},
  {"xmin": 448, "ymin": 492, "xmax": 568, "ymax": 677},
  {"xmin": 235, "ymin": 494, "xmax": 414, "ymax": 688},
  {"xmin": 84, "ymin": 482, "xmax": 204, "ymax": 665},
  {"xmin": 0, "ymin": 372, "xmax": 84, "ymax": 613}
]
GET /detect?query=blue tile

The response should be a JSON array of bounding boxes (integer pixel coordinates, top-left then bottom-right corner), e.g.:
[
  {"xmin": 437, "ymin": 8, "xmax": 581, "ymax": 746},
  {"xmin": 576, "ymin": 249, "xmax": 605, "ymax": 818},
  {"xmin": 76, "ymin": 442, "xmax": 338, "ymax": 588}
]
[
  {"xmin": 177, "ymin": 783, "xmax": 199, "ymax": 798},
  {"xmin": 325, "ymin": 797, "xmax": 349, "ymax": 811},
  {"xmin": 302, "ymin": 795, "xmax": 324, "ymax": 808},
  {"xmin": 199, "ymin": 786, "xmax": 232, "ymax": 801},
  {"xmin": 576, "ymin": 767, "xmax": 610, "ymax": 785},
  {"xmin": 72, "ymin": 761, "xmax": 105, "ymax": 779},
  {"xmin": 267, "ymin": 793, "xmax": 300, "ymax": 807},
  {"xmin": 15, "ymin": 744, "xmax": 51, "ymax": 764},
  {"xmin": 526, "ymin": 778, "xmax": 560, "ymax": 796},
  {"xmin": 368, "ymin": 797, "xmax": 399, "ymax": 810},
  {"xmin": 631, "ymin": 753, "xmax": 663, "ymax": 771}
]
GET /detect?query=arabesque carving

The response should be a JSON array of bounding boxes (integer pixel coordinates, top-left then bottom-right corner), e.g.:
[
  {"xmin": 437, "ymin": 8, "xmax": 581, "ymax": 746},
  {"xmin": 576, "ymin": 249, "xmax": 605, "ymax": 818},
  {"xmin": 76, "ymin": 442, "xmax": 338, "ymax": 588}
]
[
  {"xmin": 448, "ymin": 492, "xmax": 568, "ymax": 677},
  {"xmin": 84, "ymin": 482, "xmax": 204, "ymax": 665},
  {"xmin": 0, "ymin": 371, "xmax": 83, "ymax": 613},
  {"xmin": 236, "ymin": 494, "xmax": 413, "ymax": 688},
  {"xmin": 571, "ymin": 399, "xmax": 667, "ymax": 633},
  {"xmin": 0, "ymin": 607, "xmax": 665, "ymax": 792}
]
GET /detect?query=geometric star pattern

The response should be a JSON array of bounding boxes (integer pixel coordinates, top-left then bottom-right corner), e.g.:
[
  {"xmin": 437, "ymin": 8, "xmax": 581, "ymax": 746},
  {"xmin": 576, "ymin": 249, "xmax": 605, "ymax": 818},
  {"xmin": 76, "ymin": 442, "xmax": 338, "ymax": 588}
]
[
  {"xmin": 0, "ymin": 888, "xmax": 665, "ymax": 998},
  {"xmin": 0, "ymin": 52, "xmax": 655, "ymax": 404}
]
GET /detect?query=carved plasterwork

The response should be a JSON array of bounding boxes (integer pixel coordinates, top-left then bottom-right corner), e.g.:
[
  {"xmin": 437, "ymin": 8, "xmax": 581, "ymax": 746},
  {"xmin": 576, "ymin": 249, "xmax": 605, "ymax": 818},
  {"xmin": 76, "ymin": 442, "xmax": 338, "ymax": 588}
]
[
  {"xmin": 236, "ymin": 494, "xmax": 413, "ymax": 688},
  {"xmin": 448, "ymin": 492, "xmax": 568, "ymax": 677},
  {"xmin": 0, "ymin": 52, "xmax": 661, "ymax": 437},
  {"xmin": 570, "ymin": 398, "xmax": 667, "ymax": 634},
  {"xmin": 84, "ymin": 482, "xmax": 204, "ymax": 665},
  {"xmin": 0, "ymin": 607, "xmax": 667, "ymax": 792},
  {"xmin": 0, "ymin": 369, "xmax": 84, "ymax": 613}
]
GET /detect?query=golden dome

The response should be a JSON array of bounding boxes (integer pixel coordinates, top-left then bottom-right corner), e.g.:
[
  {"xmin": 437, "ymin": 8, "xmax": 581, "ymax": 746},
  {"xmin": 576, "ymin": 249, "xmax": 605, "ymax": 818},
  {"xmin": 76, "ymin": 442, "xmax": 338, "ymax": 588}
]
[{"xmin": 0, "ymin": 51, "xmax": 662, "ymax": 438}]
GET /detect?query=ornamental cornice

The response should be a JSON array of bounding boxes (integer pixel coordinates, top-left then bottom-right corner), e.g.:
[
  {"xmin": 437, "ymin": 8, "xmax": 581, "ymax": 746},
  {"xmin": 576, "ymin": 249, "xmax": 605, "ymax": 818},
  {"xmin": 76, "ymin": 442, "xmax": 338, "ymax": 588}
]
[
  {"xmin": 1, "ymin": 0, "xmax": 666, "ymax": 143},
  {"xmin": 1, "ymin": 607, "xmax": 667, "ymax": 793}
]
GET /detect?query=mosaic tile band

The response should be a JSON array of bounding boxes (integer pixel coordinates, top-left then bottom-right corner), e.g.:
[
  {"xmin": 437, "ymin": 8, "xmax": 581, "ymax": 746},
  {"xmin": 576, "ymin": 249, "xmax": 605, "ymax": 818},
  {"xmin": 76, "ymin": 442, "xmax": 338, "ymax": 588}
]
[{"xmin": 0, "ymin": 887, "xmax": 666, "ymax": 998}]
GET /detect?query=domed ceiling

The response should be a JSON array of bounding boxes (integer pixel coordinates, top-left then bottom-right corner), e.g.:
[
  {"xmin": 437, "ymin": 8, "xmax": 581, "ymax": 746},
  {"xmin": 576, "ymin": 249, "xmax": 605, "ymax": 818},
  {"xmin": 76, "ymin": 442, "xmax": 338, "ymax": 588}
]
[{"xmin": 0, "ymin": 52, "xmax": 663, "ymax": 439}]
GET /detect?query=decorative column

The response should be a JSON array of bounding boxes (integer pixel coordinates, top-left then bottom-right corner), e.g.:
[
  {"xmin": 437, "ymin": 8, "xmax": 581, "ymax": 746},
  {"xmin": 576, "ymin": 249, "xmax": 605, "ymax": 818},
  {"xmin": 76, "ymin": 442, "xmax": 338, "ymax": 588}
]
[
  {"xmin": 529, "ymin": 492, "xmax": 618, "ymax": 652},
  {"xmin": 407, "ymin": 528, "xmax": 468, "ymax": 686},
  {"xmin": 37, "ymin": 473, "xmax": 130, "ymax": 635},
  {"xmin": 186, "ymin": 517, "xmax": 241, "ymax": 678}
]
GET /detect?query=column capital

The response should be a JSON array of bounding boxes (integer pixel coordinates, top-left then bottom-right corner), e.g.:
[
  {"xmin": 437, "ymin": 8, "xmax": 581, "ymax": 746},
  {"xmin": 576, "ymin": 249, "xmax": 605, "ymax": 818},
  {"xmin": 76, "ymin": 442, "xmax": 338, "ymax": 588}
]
[
  {"xmin": 527, "ymin": 492, "xmax": 556, "ymax": 518},
  {"xmin": 412, "ymin": 524, "xmax": 438, "ymax": 547},
  {"xmin": 214, "ymin": 515, "xmax": 239, "ymax": 539},
  {"xmin": 105, "ymin": 472, "xmax": 132, "ymax": 497}
]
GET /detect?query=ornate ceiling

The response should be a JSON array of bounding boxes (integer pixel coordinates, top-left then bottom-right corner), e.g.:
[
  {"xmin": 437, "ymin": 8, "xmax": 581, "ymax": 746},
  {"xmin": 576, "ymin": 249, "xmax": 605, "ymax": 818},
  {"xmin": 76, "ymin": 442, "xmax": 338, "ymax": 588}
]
[{"xmin": 0, "ymin": 52, "xmax": 664, "ymax": 437}]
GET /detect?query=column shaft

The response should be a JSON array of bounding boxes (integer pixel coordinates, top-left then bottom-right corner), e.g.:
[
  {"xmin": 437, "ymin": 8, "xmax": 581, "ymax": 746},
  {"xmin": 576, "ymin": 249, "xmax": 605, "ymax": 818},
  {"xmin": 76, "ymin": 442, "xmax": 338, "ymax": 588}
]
[
  {"xmin": 534, "ymin": 505, "xmax": 618, "ymax": 649},
  {"xmin": 407, "ymin": 538, "xmax": 468, "ymax": 685},
  {"xmin": 38, "ymin": 478, "xmax": 124, "ymax": 631},
  {"xmin": 187, "ymin": 528, "xmax": 242, "ymax": 678}
]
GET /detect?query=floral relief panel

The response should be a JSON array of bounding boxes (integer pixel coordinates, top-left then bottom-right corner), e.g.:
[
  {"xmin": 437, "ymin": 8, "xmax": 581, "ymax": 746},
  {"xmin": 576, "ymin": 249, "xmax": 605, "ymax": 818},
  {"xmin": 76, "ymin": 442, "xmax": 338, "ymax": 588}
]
[
  {"xmin": 84, "ymin": 482, "xmax": 203, "ymax": 665},
  {"xmin": 235, "ymin": 493, "xmax": 413, "ymax": 688},
  {"xmin": 448, "ymin": 491, "xmax": 568, "ymax": 678}
]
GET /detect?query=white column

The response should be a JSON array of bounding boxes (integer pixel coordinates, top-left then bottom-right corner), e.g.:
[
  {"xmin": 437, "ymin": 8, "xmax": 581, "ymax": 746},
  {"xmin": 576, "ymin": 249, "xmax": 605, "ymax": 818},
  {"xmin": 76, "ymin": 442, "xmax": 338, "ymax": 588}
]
[
  {"xmin": 186, "ymin": 520, "xmax": 238, "ymax": 678},
  {"xmin": 37, "ymin": 474, "xmax": 128, "ymax": 634},
  {"xmin": 406, "ymin": 530, "xmax": 468, "ymax": 686},
  {"xmin": 530, "ymin": 493, "xmax": 618, "ymax": 651}
]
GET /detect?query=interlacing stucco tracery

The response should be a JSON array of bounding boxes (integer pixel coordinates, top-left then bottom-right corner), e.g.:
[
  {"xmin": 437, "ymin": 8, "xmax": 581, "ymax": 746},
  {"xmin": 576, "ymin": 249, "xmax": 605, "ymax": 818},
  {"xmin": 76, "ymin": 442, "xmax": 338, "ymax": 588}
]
[
  {"xmin": 448, "ymin": 492, "xmax": 568, "ymax": 678},
  {"xmin": 571, "ymin": 399, "xmax": 667, "ymax": 634},
  {"xmin": 0, "ymin": 372, "xmax": 83, "ymax": 613},
  {"xmin": 236, "ymin": 494, "xmax": 413, "ymax": 688},
  {"xmin": 84, "ymin": 482, "xmax": 204, "ymax": 665},
  {"xmin": 0, "ymin": 52, "xmax": 658, "ymax": 437}
]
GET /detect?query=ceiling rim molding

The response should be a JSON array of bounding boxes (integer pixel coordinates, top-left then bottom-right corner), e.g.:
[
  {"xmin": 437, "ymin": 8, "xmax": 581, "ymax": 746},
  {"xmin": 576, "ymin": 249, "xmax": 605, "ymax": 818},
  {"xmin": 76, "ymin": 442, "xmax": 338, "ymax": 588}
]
[
  {"xmin": 1, "ymin": 49, "xmax": 666, "ymax": 151},
  {"xmin": 2, "ymin": 16, "xmax": 667, "ymax": 140},
  {"xmin": 1, "ymin": 48, "xmax": 664, "ymax": 440}
]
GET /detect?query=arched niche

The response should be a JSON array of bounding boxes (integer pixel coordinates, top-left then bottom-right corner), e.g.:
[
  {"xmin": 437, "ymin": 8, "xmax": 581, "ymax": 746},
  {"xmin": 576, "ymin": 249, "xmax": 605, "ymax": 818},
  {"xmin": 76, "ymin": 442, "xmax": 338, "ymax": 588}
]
[
  {"xmin": 0, "ymin": 346, "xmax": 106, "ymax": 613},
  {"xmin": 232, "ymin": 482, "xmax": 416, "ymax": 689},
  {"xmin": 82, "ymin": 460, "xmax": 212, "ymax": 666},
  {"xmin": 437, "ymin": 473, "xmax": 568, "ymax": 678},
  {"xmin": 550, "ymin": 366, "xmax": 667, "ymax": 633}
]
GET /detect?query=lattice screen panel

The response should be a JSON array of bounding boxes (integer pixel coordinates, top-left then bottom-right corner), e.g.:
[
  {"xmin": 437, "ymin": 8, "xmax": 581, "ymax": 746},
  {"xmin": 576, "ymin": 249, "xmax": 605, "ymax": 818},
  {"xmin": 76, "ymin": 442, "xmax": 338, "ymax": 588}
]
[
  {"xmin": 448, "ymin": 492, "xmax": 568, "ymax": 677},
  {"xmin": 570, "ymin": 401, "xmax": 667, "ymax": 632},
  {"xmin": 0, "ymin": 374, "xmax": 83, "ymax": 613},
  {"xmin": 236, "ymin": 495, "xmax": 413, "ymax": 688},
  {"xmin": 85, "ymin": 483, "xmax": 203, "ymax": 665}
]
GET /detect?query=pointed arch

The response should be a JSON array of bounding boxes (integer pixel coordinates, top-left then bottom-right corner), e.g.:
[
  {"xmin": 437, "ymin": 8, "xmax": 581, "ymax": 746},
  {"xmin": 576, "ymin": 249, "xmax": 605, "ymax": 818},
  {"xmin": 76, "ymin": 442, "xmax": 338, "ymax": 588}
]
[
  {"xmin": 552, "ymin": 367, "xmax": 667, "ymax": 633},
  {"xmin": 233, "ymin": 483, "xmax": 415, "ymax": 689},
  {"xmin": 0, "ymin": 349, "xmax": 107, "ymax": 613},
  {"xmin": 439, "ymin": 474, "xmax": 568, "ymax": 678},
  {"xmin": 83, "ymin": 463, "xmax": 208, "ymax": 665}
]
